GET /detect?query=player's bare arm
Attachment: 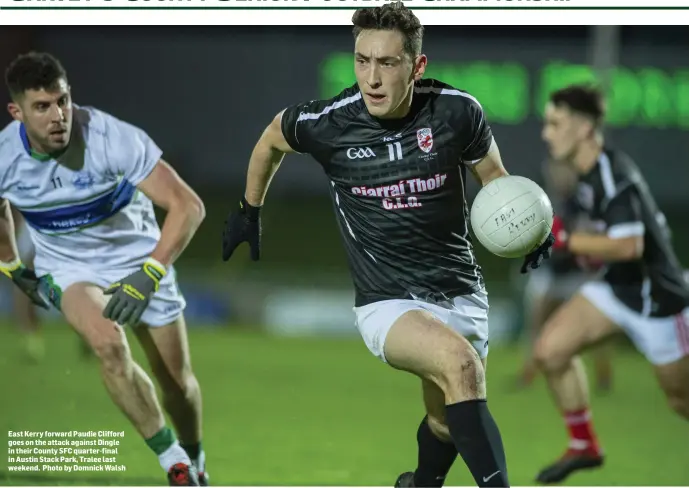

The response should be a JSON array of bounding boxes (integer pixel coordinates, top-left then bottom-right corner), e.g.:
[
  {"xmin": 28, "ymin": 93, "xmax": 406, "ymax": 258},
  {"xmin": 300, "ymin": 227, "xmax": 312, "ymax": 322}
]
[
  {"xmin": 244, "ymin": 110, "xmax": 294, "ymax": 206},
  {"xmin": 468, "ymin": 139, "xmax": 509, "ymax": 187},
  {"xmin": 0, "ymin": 198, "xmax": 48, "ymax": 308},
  {"xmin": 137, "ymin": 159, "xmax": 206, "ymax": 267},
  {"xmin": 555, "ymin": 187, "xmax": 645, "ymax": 262},
  {"xmin": 221, "ymin": 110, "xmax": 294, "ymax": 262},
  {"xmin": 567, "ymin": 232, "xmax": 643, "ymax": 262},
  {"xmin": 0, "ymin": 198, "xmax": 19, "ymax": 263},
  {"xmin": 103, "ymin": 159, "xmax": 205, "ymax": 326}
]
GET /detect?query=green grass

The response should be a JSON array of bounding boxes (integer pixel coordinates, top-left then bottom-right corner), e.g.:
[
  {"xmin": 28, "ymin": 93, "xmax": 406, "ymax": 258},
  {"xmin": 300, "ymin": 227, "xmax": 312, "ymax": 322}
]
[{"xmin": 0, "ymin": 323, "xmax": 687, "ymax": 486}]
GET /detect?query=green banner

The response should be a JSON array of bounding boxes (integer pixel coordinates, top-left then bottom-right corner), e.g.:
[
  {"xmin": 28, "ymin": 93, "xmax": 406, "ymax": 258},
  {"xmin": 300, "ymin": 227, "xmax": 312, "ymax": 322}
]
[{"xmin": 320, "ymin": 53, "xmax": 689, "ymax": 129}]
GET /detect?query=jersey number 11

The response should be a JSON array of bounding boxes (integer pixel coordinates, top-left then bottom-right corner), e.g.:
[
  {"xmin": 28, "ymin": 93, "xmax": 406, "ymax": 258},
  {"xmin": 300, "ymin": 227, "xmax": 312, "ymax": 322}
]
[{"xmin": 387, "ymin": 142, "xmax": 403, "ymax": 161}]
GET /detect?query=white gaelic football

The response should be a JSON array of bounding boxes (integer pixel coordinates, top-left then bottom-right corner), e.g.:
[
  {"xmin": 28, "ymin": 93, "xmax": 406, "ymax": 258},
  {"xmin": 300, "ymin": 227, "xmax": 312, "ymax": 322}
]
[{"xmin": 470, "ymin": 175, "xmax": 554, "ymax": 258}]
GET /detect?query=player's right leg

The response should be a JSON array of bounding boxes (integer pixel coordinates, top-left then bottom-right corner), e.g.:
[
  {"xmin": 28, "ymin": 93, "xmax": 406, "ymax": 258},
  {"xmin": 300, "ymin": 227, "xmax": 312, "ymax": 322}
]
[
  {"xmin": 532, "ymin": 291, "xmax": 622, "ymax": 484},
  {"xmin": 361, "ymin": 300, "xmax": 507, "ymax": 488},
  {"xmin": 520, "ymin": 269, "xmax": 613, "ymax": 392},
  {"xmin": 518, "ymin": 275, "xmax": 563, "ymax": 388},
  {"xmin": 60, "ymin": 282, "xmax": 198, "ymax": 486}
]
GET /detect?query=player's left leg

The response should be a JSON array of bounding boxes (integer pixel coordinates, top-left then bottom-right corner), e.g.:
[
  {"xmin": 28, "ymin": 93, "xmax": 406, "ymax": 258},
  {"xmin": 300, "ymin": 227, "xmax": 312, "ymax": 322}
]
[
  {"xmin": 518, "ymin": 285, "xmax": 563, "ymax": 388},
  {"xmin": 132, "ymin": 273, "xmax": 207, "ymax": 485},
  {"xmin": 655, "ymin": 356, "xmax": 689, "ymax": 420},
  {"xmin": 375, "ymin": 290, "xmax": 506, "ymax": 487},
  {"xmin": 401, "ymin": 357, "xmax": 489, "ymax": 488}
]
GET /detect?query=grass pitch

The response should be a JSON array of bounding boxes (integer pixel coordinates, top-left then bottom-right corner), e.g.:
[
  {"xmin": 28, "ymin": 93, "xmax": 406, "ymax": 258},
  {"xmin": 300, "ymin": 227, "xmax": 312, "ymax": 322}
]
[{"xmin": 1, "ymin": 322, "xmax": 687, "ymax": 486}]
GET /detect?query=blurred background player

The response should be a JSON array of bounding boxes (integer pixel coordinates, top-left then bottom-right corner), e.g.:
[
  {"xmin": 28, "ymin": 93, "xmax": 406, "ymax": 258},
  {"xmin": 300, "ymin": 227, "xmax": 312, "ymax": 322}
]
[
  {"xmin": 515, "ymin": 158, "xmax": 613, "ymax": 392},
  {"xmin": 222, "ymin": 4, "xmax": 554, "ymax": 487},
  {"xmin": 0, "ymin": 52, "xmax": 207, "ymax": 486},
  {"xmin": 533, "ymin": 84, "xmax": 689, "ymax": 484}
]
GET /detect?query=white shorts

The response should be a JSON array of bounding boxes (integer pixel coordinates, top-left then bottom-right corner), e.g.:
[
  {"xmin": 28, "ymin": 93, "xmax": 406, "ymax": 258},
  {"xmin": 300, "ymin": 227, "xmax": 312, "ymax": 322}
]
[
  {"xmin": 580, "ymin": 281, "xmax": 689, "ymax": 366},
  {"xmin": 353, "ymin": 289, "xmax": 490, "ymax": 363},
  {"xmin": 42, "ymin": 264, "xmax": 186, "ymax": 328}
]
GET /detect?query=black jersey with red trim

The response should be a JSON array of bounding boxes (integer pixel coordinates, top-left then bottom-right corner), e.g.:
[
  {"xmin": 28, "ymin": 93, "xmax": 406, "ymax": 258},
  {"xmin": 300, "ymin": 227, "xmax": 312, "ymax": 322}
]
[
  {"xmin": 576, "ymin": 148, "xmax": 689, "ymax": 317},
  {"xmin": 280, "ymin": 79, "xmax": 493, "ymax": 307}
]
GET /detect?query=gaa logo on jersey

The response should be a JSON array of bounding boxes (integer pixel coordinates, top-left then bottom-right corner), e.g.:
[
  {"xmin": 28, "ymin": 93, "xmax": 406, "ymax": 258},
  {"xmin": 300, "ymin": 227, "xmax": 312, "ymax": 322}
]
[
  {"xmin": 72, "ymin": 171, "xmax": 95, "ymax": 189},
  {"xmin": 416, "ymin": 128, "xmax": 433, "ymax": 154}
]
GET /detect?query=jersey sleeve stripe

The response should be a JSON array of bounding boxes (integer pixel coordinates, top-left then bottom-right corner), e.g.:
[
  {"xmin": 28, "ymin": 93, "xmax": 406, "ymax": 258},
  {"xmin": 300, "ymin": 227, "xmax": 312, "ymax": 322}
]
[
  {"xmin": 607, "ymin": 222, "xmax": 645, "ymax": 239},
  {"xmin": 413, "ymin": 86, "xmax": 483, "ymax": 110},
  {"xmin": 463, "ymin": 136, "xmax": 494, "ymax": 166},
  {"xmin": 641, "ymin": 277, "xmax": 652, "ymax": 317},
  {"xmin": 598, "ymin": 152, "xmax": 617, "ymax": 199},
  {"xmin": 296, "ymin": 92, "xmax": 362, "ymax": 123}
]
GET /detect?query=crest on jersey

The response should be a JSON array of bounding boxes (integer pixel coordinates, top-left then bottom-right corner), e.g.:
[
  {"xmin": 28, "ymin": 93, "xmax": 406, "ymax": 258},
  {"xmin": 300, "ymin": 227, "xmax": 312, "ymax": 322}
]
[
  {"xmin": 417, "ymin": 128, "xmax": 433, "ymax": 154},
  {"xmin": 72, "ymin": 171, "xmax": 95, "ymax": 189}
]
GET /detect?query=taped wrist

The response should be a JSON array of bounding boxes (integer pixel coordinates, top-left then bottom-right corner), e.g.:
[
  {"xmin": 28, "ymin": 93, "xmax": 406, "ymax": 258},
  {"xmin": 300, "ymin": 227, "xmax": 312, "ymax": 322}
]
[
  {"xmin": 0, "ymin": 257, "xmax": 23, "ymax": 279},
  {"xmin": 143, "ymin": 257, "xmax": 167, "ymax": 291}
]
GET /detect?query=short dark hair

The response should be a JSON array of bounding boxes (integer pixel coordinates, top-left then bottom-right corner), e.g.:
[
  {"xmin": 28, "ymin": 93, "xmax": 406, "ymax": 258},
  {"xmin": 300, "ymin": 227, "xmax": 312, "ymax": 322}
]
[
  {"xmin": 352, "ymin": 2, "xmax": 424, "ymax": 58},
  {"xmin": 5, "ymin": 52, "xmax": 68, "ymax": 100},
  {"xmin": 550, "ymin": 84, "xmax": 606, "ymax": 127}
]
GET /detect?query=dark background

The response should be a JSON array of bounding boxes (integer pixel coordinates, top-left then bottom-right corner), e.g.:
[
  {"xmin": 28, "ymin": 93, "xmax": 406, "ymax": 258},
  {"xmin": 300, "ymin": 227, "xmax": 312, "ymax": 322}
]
[{"xmin": 0, "ymin": 26, "xmax": 687, "ymax": 326}]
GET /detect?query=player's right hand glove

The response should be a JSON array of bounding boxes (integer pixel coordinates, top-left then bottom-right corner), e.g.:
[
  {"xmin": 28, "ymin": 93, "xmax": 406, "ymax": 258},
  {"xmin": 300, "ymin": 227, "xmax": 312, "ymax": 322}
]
[
  {"xmin": 221, "ymin": 196, "xmax": 261, "ymax": 262},
  {"xmin": 520, "ymin": 232, "xmax": 555, "ymax": 274},
  {"xmin": 102, "ymin": 258, "xmax": 166, "ymax": 326},
  {"xmin": 0, "ymin": 258, "xmax": 49, "ymax": 309}
]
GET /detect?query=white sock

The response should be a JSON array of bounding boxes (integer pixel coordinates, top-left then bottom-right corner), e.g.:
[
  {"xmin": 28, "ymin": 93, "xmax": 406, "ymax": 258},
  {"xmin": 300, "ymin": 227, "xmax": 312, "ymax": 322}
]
[
  {"xmin": 193, "ymin": 450, "xmax": 206, "ymax": 474},
  {"xmin": 192, "ymin": 450, "xmax": 206, "ymax": 473},
  {"xmin": 158, "ymin": 441, "xmax": 192, "ymax": 471}
]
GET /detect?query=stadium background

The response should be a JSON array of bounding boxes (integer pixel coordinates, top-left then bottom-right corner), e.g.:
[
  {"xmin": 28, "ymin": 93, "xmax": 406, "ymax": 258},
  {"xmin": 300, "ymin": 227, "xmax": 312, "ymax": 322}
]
[{"xmin": 0, "ymin": 26, "xmax": 688, "ymax": 486}]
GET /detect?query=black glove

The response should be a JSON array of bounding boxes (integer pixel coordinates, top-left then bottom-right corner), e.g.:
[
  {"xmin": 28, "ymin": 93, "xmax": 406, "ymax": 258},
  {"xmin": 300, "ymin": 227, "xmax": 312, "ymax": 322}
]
[
  {"xmin": 0, "ymin": 260, "xmax": 49, "ymax": 309},
  {"xmin": 102, "ymin": 258, "xmax": 166, "ymax": 326},
  {"xmin": 520, "ymin": 233, "xmax": 555, "ymax": 274},
  {"xmin": 222, "ymin": 196, "xmax": 261, "ymax": 262}
]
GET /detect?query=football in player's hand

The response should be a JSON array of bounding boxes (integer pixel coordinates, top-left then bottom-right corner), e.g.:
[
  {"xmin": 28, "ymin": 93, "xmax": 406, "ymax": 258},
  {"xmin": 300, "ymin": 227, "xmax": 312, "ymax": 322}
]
[{"xmin": 470, "ymin": 175, "xmax": 554, "ymax": 258}]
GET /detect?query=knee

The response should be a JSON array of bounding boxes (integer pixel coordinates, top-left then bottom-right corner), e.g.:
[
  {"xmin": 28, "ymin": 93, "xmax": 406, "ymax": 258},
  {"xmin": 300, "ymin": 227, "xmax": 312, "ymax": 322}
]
[
  {"xmin": 178, "ymin": 370, "xmax": 199, "ymax": 398},
  {"xmin": 426, "ymin": 415, "xmax": 452, "ymax": 443},
  {"xmin": 533, "ymin": 336, "xmax": 571, "ymax": 374},
  {"xmin": 432, "ymin": 340, "xmax": 485, "ymax": 400},
  {"xmin": 162, "ymin": 366, "xmax": 199, "ymax": 400},
  {"xmin": 92, "ymin": 340, "xmax": 131, "ymax": 376}
]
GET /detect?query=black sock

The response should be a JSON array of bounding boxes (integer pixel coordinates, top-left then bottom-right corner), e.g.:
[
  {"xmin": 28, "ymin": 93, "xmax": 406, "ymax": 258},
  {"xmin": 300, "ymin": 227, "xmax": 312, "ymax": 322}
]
[
  {"xmin": 180, "ymin": 442, "xmax": 201, "ymax": 462},
  {"xmin": 445, "ymin": 400, "xmax": 509, "ymax": 487},
  {"xmin": 413, "ymin": 416, "xmax": 457, "ymax": 487}
]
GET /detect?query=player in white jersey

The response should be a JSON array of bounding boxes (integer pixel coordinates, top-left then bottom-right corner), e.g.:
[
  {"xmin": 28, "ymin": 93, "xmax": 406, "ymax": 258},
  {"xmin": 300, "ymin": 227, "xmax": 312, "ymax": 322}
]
[{"xmin": 0, "ymin": 52, "xmax": 207, "ymax": 486}]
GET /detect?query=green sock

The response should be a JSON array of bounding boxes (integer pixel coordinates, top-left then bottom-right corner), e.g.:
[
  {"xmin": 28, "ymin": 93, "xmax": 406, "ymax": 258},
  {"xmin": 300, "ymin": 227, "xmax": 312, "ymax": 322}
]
[
  {"xmin": 145, "ymin": 427, "xmax": 176, "ymax": 455},
  {"xmin": 180, "ymin": 442, "xmax": 202, "ymax": 461}
]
